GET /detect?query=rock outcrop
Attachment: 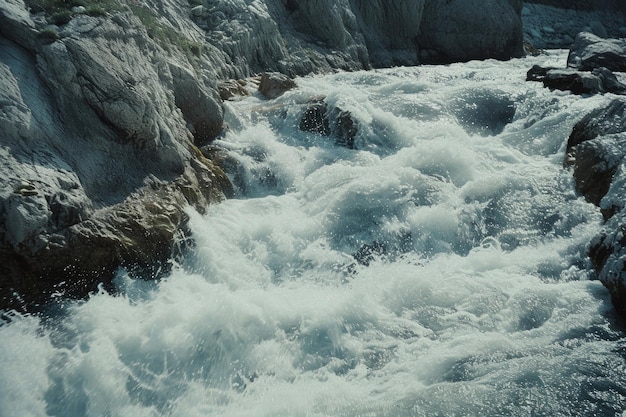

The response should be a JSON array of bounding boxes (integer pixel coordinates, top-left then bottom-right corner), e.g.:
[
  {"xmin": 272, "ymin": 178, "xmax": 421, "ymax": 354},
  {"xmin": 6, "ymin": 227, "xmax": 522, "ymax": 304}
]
[
  {"xmin": 418, "ymin": 0, "xmax": 524, "ymax": 63},
  {"xmin": 567, "ymin": 32, "xmax": 626, "ymax": 72},
  {"xmin": 527, "ymin": 33, "xmax": 626, "ymax": 96},
  {"xmin": 0, "ymin": 0, "xmax": 525, "ymax": 311},
  {"xmin": 522, "ymin": 0, "xmax": 626, "ymax": 49},
  {"xmin": 565, "ymin": 97, "xmax": 626, "ymax": 316}
]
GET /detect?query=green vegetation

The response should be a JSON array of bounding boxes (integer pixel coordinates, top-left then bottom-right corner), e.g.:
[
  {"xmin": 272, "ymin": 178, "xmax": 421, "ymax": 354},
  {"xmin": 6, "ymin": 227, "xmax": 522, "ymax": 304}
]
[
  {"xmin": 127, "ymin": 3, "xmax": 204, "ymax": 58},
  {"xmin": 38, "ymin": 27, "xmax": 59, "ymax": 42},
  {"xmin": 24, "ymin": 0, "xmax": 204, "ymax": 59},
  {"xmin": 25, "ymin": 0, "xmax": 119, "ymax": 17}
]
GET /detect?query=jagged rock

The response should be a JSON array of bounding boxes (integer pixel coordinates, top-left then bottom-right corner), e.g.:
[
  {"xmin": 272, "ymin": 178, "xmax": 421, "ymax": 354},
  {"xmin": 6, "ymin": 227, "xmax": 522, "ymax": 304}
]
[
  {"xmin": 0, "ymin": 0, "xmax": 233, "ymax": 310},
  {"xmin": 572, "ymin": 136, "xmax": 623, "ymax": 207},
  {"xmin": 258, "ymin": 72, "xmax": 297, "ymax": 99},
  {"xmin": 298, "ymin": 98, "xmax": 359, "ymax": 148},
  {"xmin": 566, "ymin": 99, "xmax": 626, "ymax": 156},
  {"xmin": 218, "ymin": 79, "xmax": 249, "ymax": 101},
  {"xmin": 567, "ymin": 32, "xmax": 626, "ymax": 72},
  {"xmin": 299, "ymin": 99, "xmax": 330, "ymax": 135}
]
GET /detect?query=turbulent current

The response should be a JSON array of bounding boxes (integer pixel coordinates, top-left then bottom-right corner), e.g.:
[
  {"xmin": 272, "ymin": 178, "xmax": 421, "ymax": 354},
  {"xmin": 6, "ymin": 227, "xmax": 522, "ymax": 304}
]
[{"xmin": 3, "ymin": 51, "xmax": 626, "ymax": 416}]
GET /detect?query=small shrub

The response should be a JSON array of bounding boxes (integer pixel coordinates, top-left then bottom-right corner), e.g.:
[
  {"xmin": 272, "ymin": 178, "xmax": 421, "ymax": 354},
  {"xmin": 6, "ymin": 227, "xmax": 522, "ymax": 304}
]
[
  {"xmin": 38, "ymin": 28, "xmax": 59, "ymax": 41},
  {"xmin": 50, "ymin": 10, "xmax": 73, "ymax": 25},
  {"xmin": 86, "ymin": 6, "xmax": 107, "ymax": 17}
]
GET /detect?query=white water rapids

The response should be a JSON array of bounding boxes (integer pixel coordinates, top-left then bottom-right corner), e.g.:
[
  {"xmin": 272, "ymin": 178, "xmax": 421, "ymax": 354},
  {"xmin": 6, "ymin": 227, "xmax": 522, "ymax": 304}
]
[{"xmin": 3, "ymin": 51, "xmax": 626, "ymax": 416}]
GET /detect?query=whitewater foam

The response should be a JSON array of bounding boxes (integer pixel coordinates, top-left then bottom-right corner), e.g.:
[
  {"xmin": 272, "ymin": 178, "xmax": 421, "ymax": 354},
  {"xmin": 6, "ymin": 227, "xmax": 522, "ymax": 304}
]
[{"xmin": 2, "ymin": 50, "xmax": 626, "ymax": 416}]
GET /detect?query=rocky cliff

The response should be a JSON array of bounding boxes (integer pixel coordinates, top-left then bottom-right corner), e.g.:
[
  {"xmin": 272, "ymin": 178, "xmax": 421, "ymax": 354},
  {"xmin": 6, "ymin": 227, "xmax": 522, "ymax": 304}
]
[{"xmin": 0, "ymin": 0, "xmax": 524, "ymax": 310}]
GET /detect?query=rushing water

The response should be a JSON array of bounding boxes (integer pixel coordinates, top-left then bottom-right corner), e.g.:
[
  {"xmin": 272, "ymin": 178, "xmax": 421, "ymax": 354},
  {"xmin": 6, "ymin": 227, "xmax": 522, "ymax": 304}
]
[{"xmin": 3, "ymin": 51, "xmax": 626, "ymax": 417}]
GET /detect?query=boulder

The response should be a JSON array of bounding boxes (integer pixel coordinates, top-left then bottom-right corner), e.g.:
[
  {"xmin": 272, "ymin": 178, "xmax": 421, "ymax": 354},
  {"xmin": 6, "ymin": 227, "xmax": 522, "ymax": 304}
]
[
  {"xmin": 528, "ymin": 62, "xmax": 626, "ymax": 96},
  {"xmin": 571, "ymin": 135, "xmax": 623, "ymax": 207},
  {"xmin": 566, "ymin": 99, "xmax": 626, "ymax": 156},
  {"xmin": 258, "ymin": 72, "xmax": 297, "ymax": 99},
  {"xmin": 589, "ymin": 214, "xmax": 626, "ymax": 317},
  {"xmin": 567, "ymin": 32, "xmax": 626, "ymax": 72},
  {"xmin": 564, "ymin": 99, "xmax": 626, "ymax": 317},
  {"xmin": 299, "ymin": 99, "xmax": 331, "ymax": 135},
  {"xmin": 298, "ymin": 97, "xmax": 359, "ymax": 148}
]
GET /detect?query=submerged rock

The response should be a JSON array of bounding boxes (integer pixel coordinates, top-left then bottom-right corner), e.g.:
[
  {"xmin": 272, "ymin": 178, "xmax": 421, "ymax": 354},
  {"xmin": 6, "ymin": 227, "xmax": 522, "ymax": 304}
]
[
  {"xmin": 298, "ymin": 98, "xmax": 359, "ymax": 149},
  {"xmin": 300, "ymin": 99, "xmax": 331, "ymax": 136}
]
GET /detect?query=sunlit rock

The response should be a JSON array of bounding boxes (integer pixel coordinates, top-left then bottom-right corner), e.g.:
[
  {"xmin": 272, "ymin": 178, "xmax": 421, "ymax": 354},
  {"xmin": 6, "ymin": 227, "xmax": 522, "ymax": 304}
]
[
  {"xmin": 258, "ymin": 72, "xmax": 297, "ymax": 99},
  {"xmin": 567, "ymin": 32, "xmax": 626, "ymax": 72}
]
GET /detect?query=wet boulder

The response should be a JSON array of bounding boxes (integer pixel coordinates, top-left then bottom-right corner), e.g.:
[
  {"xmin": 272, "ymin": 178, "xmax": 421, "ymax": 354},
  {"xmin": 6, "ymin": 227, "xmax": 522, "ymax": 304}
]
[
  {"xmin": 298, "ymin": 98, "xmax": 359, "ymax": 148},
  {"xmin": 566, "ymin": 98, "xmax": 626, "ymax": 156},
  {"xmin": 299, "ymin": 98, "xmax": 331, "ymax": 135},
  {"xmin": 589, "ymin": 215, "xmax": 626, "ymax": 317},
  {"xmin": 567, "ymin": 32, "xmax": 626, "ymax": 72},
  {"xmin": 528, "ymin": 65, "xmax": 626, "ymax": 95},
  {"xmin": 565, "ymin": 98, "xmax": 626, "ymax": 318},
  {"xmin": 258, "ymin": 72, "xmax": 297, "ymax": 99},
  {"xmin": 571, "ymin": 135, "xmax": 624, "ymax": 207}
]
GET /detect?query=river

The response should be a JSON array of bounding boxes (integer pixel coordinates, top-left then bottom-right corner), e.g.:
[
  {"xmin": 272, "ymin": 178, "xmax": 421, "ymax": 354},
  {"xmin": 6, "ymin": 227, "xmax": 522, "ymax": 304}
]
[{"xmin": 2, "ymin": 50, "xmax": 626, "ymax": 417}]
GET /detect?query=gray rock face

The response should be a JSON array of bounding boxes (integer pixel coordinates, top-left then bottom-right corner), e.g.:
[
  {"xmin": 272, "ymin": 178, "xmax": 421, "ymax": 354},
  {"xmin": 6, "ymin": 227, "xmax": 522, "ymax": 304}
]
[
  {"xmin": 565, "ymin": 99, "xmax": 626, "ymax": 316},
  {"xmin": 192, "ymin": 0, "xmax": 523, "ymax": 73},
  {"xmin": 0, "ymin": 0, "xmax": 230, "ymax": 309},
  {"xmin": 418, "ymin": 0, "xmax": 524, "ymax": 63}
]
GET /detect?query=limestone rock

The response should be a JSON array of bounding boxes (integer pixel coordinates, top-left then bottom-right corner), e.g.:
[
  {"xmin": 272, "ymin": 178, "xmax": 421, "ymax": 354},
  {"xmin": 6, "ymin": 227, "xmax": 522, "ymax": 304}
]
[
  {"xmin": 567, "ymin": 32, "xmax": 626, "ymax": 72},
  {"xmin": 418, "ymin": 0, "xmax": 524, "ymax": 64},
  {"xmin": 566, "ymin": 99, "xmax": 626, "ymax": 156},
  {"xmin": 218, "ymin": 79, "xmax": 249, "ymax": 101},
  {"xmin": 258, "ymin": 72, "xmax": 297, "ymax": 99}
]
